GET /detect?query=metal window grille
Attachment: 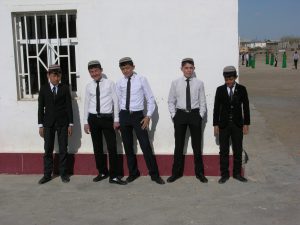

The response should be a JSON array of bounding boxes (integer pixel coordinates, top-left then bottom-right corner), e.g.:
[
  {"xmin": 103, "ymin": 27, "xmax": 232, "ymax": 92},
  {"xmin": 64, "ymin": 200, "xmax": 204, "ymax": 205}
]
[{"xmin": 12, "ymin": 11, "xmax": 78, "ymax": 100}]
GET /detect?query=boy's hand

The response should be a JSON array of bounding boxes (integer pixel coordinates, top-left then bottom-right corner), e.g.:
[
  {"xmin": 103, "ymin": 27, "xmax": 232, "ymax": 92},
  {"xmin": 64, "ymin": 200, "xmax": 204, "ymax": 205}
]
[
  {"xmin": 68, "ymin": 126, "xmax": 72, "ymax": 136},
  {"xmin": 243, "ymin": 125, "xmax": 249, "ymax": 135},
  {"xmin": 214, "ymin": 126, "xmax": 219, "ymax": 136},
  {"xmin": 113, "ymin": 122, "xmax": 120, "ymax": 130},
  {"xmin": 141, "ymin": 116, "xmax": 150, "ymax": 130},
  {"xmin": 84, "ymin": 124, "xmax": 90, "ymax": 134},
  {"xmin": 39, "ymin": 127, "xmax": 44, "ymax": 138}
]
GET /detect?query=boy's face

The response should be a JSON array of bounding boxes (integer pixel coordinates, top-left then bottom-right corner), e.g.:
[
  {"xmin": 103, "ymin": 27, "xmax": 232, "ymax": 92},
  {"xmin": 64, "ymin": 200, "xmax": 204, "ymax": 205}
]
[
  {"xmin": 181, "ymin": 63, "xmax": 195, "ymax": 78},
  {"xmin": 48, "ymin": 72, "xmax": 61, "ymax": 86},
  {"xmin": 88, "ymin": 67, "xmax": 102, "ymax": 81},
  {"xmin": 120, "ymin": 64, "xmax": 135, "ymax": 77},
  {"xmin": 225, "ymin": 76, "xmax": 237, "ymax": 88}
]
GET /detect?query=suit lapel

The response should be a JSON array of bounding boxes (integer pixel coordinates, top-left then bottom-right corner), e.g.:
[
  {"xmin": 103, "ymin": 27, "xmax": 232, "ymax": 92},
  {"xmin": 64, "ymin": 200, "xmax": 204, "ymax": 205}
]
[
  {"xmin": 222, "ymin": 84, "xmax": 230, "ymax": 102},
  {"xmin": 56, "ymin": 84, "xmax": 61, "ymax": 97},
  {"xmin": 233, "ymin": 83, "xmax": 239, "ymax": 98},
  {"xmin": 47, "ymin": 83, "xmax": 52, "ymax": 94},
  {"xmin": 56, "ymin": 83, "xmax": 65, "ymax": 99}
]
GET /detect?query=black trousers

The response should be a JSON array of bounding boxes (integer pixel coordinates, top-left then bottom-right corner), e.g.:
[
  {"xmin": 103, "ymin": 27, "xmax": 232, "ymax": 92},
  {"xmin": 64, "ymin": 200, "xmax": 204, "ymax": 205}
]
[
  {"xmin": 119, "ymin": 110, "xmax": 160, "ymax": 178},
  {"xmin": 172, "ymin": 110, "xmax": 204, "ymax": 177},
  {"xmin": 88, "ymin": 114, "xmax": 119, "ymax": 178},
  {"xmin": 219, "ymin": 122, "xmax": 243, "ymax": 177},
  {"xmin": 294, "ymin": 59, "xmax": 298, "ymax": 69},
  {"xmin": 43, "ymin": 123, "xmax": 68, "ymax": 177}
]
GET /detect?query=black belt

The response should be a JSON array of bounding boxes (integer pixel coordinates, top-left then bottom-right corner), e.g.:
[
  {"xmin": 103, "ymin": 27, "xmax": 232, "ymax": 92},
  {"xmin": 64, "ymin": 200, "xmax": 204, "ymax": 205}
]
[
  {"xmin": 121, "ymin": 110, "xmax": 143, "ymax": 114},
  {"xmin": 89, "ymin": 113, "xmax": 113, "ymax": 118},
  {"xmin": 176, "ymin": 108, "xmax": 199, "ymax": 113}
]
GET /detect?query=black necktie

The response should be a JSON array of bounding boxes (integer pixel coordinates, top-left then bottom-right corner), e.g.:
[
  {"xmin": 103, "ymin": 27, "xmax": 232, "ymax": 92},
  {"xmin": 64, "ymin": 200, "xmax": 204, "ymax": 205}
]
[
  {"xmin": 229, "ymin": 86, "xmax": 233, "ymax": 101},
  {"xmin": 126, "ymin": 77, "xmax": 131, "ymax": 110},
  {"xmin": 186, "ymin": 79, "xmax": 191, "ymax": 111},
  {"xmin": 96, "ymin": 80, "xmax": 100, "ymax": 114},
  {"xmin": 52, "ymin": 86, "xmax": 57, "ymax": 100}
]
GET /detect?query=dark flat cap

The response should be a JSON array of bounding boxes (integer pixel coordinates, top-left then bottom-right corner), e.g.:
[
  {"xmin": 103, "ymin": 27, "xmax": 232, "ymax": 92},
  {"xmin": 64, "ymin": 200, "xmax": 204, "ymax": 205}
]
[
  {"xmin": 119, "ymin": 57, "xmax": 133, "ymax": 64},
  {"xmin": 223, "ymin": 66, "xmax": 237, "ymax": 77},
  {"xmin": 182, "ymin": 58, "xmax": 194, "ymax": 63}
]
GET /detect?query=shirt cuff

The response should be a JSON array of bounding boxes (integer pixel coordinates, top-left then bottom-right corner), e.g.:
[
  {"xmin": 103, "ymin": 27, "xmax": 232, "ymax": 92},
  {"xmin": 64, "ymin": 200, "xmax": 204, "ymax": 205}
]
[
  {"xmin": 146, "ymin": 112, "xmax": 152, "ymax": 118},
  {"xmin": 38, "ymin": 124, "xmax": 43, "ymax": 128},
  {"xmin": 69, "ymin": 123, "xmax": 74, "ymax": 127}
]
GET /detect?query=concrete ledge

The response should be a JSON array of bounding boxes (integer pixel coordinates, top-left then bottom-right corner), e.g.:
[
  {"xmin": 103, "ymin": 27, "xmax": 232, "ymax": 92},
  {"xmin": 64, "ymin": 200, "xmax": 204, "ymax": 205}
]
[{"xmin": 0, "ymin": 153, "xmax": 235, "ymax": 176}]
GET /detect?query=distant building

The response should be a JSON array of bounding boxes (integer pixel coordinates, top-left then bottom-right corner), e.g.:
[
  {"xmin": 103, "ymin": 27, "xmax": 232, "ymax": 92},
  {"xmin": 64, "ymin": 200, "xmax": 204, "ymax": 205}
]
[
  {"xmin": 278, "ymin": 41, "xmax": 300, "ymax": 51},
  {"xmin": 240, "ymin": 40, "xmax": 266, "ymax": 50}
]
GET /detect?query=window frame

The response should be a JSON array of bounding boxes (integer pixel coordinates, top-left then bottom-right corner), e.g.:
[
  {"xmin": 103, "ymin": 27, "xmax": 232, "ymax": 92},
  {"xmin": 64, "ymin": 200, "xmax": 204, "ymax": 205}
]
[{"xmin": 12, "ymin": 10, "xmax": 78, "ymax": 100}]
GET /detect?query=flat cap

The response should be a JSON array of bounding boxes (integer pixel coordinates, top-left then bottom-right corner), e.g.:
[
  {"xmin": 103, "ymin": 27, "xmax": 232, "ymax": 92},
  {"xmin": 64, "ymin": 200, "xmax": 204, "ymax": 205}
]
[
  {"xmin": 223, "ymin": 66, "xmax": 237, "ymax": 77},
  {"xmin": 119, "ymin": 57, "xmax": 133, "ymax": 64},
  {"xmin": 181, "ymin": 58, "xmax": 194, "ymax": 63},
  {"xmin": 48, "ymin": 64, "xmax": 61, "ymax": 72},
  {"xmin": 88, "ymin": 60, "xmax": 101, "ymax": 68}
]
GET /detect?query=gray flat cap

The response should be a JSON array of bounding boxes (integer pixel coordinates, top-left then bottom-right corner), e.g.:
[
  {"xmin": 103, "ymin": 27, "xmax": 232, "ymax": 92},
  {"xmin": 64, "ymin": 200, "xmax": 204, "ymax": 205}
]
[
  {"xmin": 88, "ymin": 60, "xmax": 101, "ymax": 67},
  {"xmin": 223, "ymin": 66, "xmax": 237, "ymax": 77},
  {"xmin": 182, "ymin": 58, "xmax": 194, "ymax": 63},
  {"xmin": 119, "ymin": 57, "xmax": 133, "ymax": 64},
  {"xmin": 48, "ymin": 64, "xmax": 61, "ymax": 72}
]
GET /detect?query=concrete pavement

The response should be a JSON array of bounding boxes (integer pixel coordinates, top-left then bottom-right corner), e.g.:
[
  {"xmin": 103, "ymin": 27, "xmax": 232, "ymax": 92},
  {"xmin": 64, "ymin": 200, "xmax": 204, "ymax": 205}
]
[{"xmin": 1, "ymin": 54, "xmax": 300, "ymax": 225}]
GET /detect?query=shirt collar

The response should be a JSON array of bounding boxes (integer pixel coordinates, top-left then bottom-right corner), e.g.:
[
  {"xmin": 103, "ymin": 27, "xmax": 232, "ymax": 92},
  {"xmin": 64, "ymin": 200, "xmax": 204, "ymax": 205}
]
[
  {"xmin": 49, "ymin": 82, "xmax": 58, "ymax": 89},
  {"xmin": 182, "ymin": 75, "xmax": 194, "ymax": 81},
  {"xmin": 94, "ymin": 77, "xmax": 104, "ymax": 83},
  {"xmin": 227, "ymin": 83, "xmax": 236, "ymax": 89},
  {"xmin": 124, "ymin": 72, "xmax": 137, "ymax": 80}
]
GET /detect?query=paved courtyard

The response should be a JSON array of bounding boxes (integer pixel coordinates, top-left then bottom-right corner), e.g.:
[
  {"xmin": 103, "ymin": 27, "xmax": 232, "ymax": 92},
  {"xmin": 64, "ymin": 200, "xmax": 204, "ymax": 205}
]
[{"xmin": 0, "ymin": 53, "xmax": 300, "ymax": 225}]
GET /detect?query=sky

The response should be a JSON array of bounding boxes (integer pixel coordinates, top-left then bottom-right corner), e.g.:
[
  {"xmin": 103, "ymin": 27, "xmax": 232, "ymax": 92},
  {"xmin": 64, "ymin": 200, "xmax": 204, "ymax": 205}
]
[{"xmin": 239, "ymin": 0, "xmax": 300, "ymax": 41}]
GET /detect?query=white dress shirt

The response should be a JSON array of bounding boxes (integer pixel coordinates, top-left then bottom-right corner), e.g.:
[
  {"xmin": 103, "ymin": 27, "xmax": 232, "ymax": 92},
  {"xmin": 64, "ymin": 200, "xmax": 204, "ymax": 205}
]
[
  {"xmin": 116, "ymin": 73, "xmax": 155, "ymax": 117},
  {"xmin": 226, "ymin": 83, "xmax": 236, "ymax": 96},
  {"xmin": 84, "ymin": 78, "xmax": 119, "ymax": 123},
  {"xmin": 168, "ymin": 76, "xmax": 206, "ymax": 118},
  {"xmin": 49, "ymin": 82, "xmax": 57, "ymax": 94}
]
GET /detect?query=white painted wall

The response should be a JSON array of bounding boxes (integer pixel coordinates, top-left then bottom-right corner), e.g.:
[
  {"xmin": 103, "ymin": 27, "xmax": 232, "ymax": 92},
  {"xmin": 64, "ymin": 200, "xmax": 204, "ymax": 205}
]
[{"xmin": 0, "ymin": 0, "xmax": 238, "ymax": 154}]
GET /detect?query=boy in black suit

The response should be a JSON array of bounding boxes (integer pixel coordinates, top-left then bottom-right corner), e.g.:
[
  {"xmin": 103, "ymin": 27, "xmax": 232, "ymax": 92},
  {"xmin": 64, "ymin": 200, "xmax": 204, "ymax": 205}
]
[
  {"xmin": 38, "ymin": 64, "xmax": 73, "ymax": 184},
  {"xmin": 213, "ymin": 66, "xmax": 250, "ymax": 184}
]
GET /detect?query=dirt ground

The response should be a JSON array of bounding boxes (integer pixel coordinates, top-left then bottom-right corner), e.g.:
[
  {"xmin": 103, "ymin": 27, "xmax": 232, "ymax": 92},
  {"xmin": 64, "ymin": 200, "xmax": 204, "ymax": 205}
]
[{"xmin": 240, "ymin": 50, "xmax": 300, "ymax": 163}]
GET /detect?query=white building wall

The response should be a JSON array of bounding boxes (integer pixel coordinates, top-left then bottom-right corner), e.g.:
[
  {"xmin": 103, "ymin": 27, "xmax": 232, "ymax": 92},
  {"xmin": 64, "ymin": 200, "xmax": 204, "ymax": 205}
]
[{"xmin": 0, "ymin": 0, "xmax": 238, "ymax": 154}]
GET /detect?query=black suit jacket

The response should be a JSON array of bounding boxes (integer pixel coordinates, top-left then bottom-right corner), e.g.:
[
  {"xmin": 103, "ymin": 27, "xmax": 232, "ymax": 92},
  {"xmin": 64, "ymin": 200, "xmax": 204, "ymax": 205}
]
[
  {"xmin": 213, "ymin": 83, "xmax": 250, "ymax": 128},
  {"xmin": 38, "ymin": 83, "xmax": 73, "ymax": 127}
]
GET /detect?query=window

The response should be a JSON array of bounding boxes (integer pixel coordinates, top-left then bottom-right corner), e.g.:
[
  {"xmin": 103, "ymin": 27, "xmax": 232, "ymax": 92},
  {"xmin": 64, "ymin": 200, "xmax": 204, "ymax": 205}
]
[{"xmin": 12, "ymin": 11, "xmax": 78, "ymax": 99}]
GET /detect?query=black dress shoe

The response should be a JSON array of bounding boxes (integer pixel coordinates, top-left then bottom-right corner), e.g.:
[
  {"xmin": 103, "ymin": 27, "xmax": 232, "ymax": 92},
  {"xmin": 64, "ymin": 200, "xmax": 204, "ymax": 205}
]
[
  {"xmin": 233, "ymin": 175, "xmax": 248, "ymax": 182},
  {"xmin": 218, "ymin": 176, "xmax": 229, "ymax": 184},
  {"xmin": 166, "ymin": 175, "xmax": 181, "ymax": 183},
  {"xmin": 38, "ymin": 176, "xmax": 52, "ymax": 184},
  {"xmin": 61, "ymin": 175, "xmax": 70, "ymax": 183},
  {"xmin": 196, "ymin": 174, "xmax": 208, "ymax": 183},
  {"xmin": 151, "ymin": 176, "xmax": 165, "ymax": 185},
  {"xmin": 109, "ymin": 177, "xmax": 127, "ymax": 185},
  {"xmin": 93, "ymin": 174, "xmax": 109, "ymax": 182},
  {"xmin": 126, "ymin": 173, "xmax": 140, "ymax": 183}
]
